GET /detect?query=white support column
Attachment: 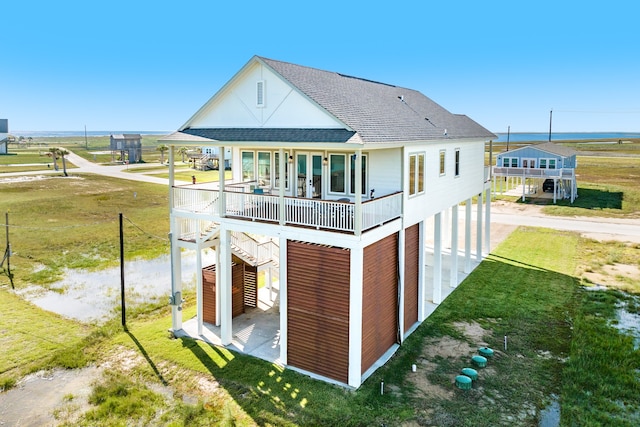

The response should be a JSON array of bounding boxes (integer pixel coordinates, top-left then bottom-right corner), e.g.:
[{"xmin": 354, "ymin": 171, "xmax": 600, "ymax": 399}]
[
  {"xmin": 215, "ymin": 243, "xmax": 221, "ymax": 326},
  {"xmin": 278, "ymin": 148, "xmax": 285, "ymax": 225},
  {"xmin": 348, "ymin": 245, "xmax": 364, "ymax": 388},
  {"xmin": 417, "ymin": 220, "xmax": 426, "ymax": 321},
  {"xmin": 484, "ymin": 187, "xmax": 491, "ymax": 255},
  {"xmin": 398, "ymin": 229, "xmax": 405, "ymax": 341},
  {"xmin": 464, "ymin": 198, "xmax": 472, "ymax": 273},
  {"xmin": 279, "ymin": 237, "xmax": 288, "ymax": 365},
  {"xmin": 443, "ymin": 207, "xmax": 450, "ymax": 247},
  {"xmin": 266, "ymin": 267, "xmax": 273, "ymax": 301},
  {"xmin": 170, "ymin": 228, "xmax": 182, "ymax": 331},
  {"xmin": 219, "ymin": 146, "xmax": 226, "ymax": 217},
  {"xmin": 450, "ymin": 204, "xmax": 459, "ymax": 288},
  {"xmin": 219, "ymin": 227, "xmax": 232, "ymax": 345},
  {"xmin": 476, "ymin": 192, "xmax": 483, "ymax": 262},
  {"xmin": 433, "ymin": 212, "xmax": 442, "ymax": 304},
  {"xmin": 196, "ymin": 240, "xmax": 204, "ymax": 336},
  {"xmin": 354, "ymin": 150, "xmax": 363, "ymax": 236}
]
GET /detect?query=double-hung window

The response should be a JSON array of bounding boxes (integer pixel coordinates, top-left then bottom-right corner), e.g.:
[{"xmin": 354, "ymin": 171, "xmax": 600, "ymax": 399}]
[{"xmin": 409, "ymin": 153, "xmax": 425, "ymax": 196}]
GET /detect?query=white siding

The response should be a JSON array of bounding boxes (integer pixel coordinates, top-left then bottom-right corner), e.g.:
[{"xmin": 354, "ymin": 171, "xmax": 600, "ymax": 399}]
[
  {"xmin": 189, "ymin": 62, "xmax": 344, "ymax": 129},
  {"xmin": 368, "ymin": 148, "xmax": 402, "ymax": 197},
  {"xmin": 404, "ymin": 140, "xmax": 485, "ymax": 225}
]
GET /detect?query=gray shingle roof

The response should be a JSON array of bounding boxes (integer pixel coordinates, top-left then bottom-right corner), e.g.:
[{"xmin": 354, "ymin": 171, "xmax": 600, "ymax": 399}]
[
  {"xmin": 257, "ymin": 56, "xmax": 496, "ymax": 143},
  {"xmin": 181, "ymin": 128, "xmax": 358, "ymax": 143},
  {"xmin": 533, "ymin": 142, "xmax": 577, "ymax": 157}
]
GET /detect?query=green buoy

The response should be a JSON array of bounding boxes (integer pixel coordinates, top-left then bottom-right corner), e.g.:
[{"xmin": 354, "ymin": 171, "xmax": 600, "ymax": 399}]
[
  {"xmin": 461, "ymin": 367, "xmax": 478, "ymax": 380},
  {"xmin": 472, "ymin": 355, "xmax": 487, "ymax": 368},
  {"xmin": 455, "ymin": 375, "xmax": 472, "ymax": 390},
  {"xmin": 479, "ymin": 347, "xmax": 494, "ymax": 358}
]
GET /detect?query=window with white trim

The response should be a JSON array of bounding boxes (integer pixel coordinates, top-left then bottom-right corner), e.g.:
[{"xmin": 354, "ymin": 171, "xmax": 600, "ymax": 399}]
[
  {"xmin": 330, "ymin": 154, "xmax": 346, "ymax": 193},
  {"xmin": 455, "ymin": 148, "xmax": 460, "ymax": 177},
  {"xmin": 241, "ymin": 151, "xmax": 255, "ymax": 181},
  {"xmin": 409, "ymin": 152, "xmax": 425, "ymax": 195}
]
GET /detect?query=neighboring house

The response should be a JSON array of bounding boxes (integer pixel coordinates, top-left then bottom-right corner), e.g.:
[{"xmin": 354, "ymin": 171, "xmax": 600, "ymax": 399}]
[
  {"xmin": 110, "ymin": 134, "xmax": 142, "ymax": 163},
  {"xmin": 160, "ymin": 56, "xmax": 495, "ymax": 388},
  {"xmin": 492, "ymin": 142, "xmax": 578, "ymax": 203},
  {"xmin": 197, "ymin": 146, "xmax": 233, "ymax": 170},
  {"xmin": 0, "ymin": 119, "xmax": 8, "ymax": 154}
]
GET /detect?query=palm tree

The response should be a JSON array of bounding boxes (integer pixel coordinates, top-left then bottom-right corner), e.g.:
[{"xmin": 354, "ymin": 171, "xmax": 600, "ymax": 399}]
[
  {"xmin": 177, "ymin": 146, "xmax": 189, "ymax": 163},
  {"xmin": 157, "ymin": 144, "xmax": 169, "ymax": 164},
  {"xmin": 48, "ymin": 147, "xmax": 59, "ymax": 171},
  {"xmin": 57, "ymin": 148, "xmax": 69, "ymax": 177}
]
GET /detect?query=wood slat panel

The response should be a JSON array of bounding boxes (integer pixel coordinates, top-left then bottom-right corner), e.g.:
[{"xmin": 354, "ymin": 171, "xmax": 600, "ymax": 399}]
[
  {"xmin": 202, "ymin": 265, "xmax": 217, "ymax": 324},
  {"xmin": 404, "ymin": 224, "xmax": 419, "ymax": 332},
  {"xmin": 362, "ymin": 233, "xmax": 399, "ymax": 374},
  {"xmin": 287, "ymin": 241, "xmax": 350, "ymax": 383},
  {"xmin": 202, "ymin": 263, "xmax": 245, "ymax": 322},
  {"xmin": 243, "ymin": 264, "xmax": 258, "ymax": 308}
]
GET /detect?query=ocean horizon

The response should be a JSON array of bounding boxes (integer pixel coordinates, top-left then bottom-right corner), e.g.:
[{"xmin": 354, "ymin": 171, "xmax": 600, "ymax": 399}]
[
  {"xmin": 10, "ymin": 130, "xmax": 171, "ymax": 138},
  {"xmin": 8, "ymin": 130, "xmax": 640, "ymax": 142},
  {"xmin": 494, "ymin": 131, "xmax": 640, "ymax": 143}
]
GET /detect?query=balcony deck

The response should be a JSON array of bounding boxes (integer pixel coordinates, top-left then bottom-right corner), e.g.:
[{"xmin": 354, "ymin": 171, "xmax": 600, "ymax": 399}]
[{"xmin": 172, "ymin": 186, "xmax": 403, "ymax": 235}]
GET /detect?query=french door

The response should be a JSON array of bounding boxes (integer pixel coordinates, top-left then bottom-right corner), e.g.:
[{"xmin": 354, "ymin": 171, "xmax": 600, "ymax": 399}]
[{"xmin": 295, "ymin": 153, "xmax": 323, "ymax": 198}]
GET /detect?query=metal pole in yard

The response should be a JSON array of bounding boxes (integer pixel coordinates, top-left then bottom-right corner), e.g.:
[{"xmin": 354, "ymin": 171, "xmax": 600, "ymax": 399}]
[{"xmin": 120, "ymin": 212, "xmax": 126, "ymax": 329}]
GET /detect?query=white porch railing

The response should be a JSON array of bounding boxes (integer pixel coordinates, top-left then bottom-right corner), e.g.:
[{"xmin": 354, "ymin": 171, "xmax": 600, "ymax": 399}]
[
  {"xmin": 230, "ymin": 232, "xmax": 279, "ymax": 265},
  {"xmin": 362, "ymin": 192, "xmax": 403, "ymax": 231},
  {"xmin": 172, "ymin": 187, "xmax": 403, "ymax": 234},
  {"xmin": 173, "ymin": 187, "xmax": 220, "ymax": 215},
  {"xmin": 492, "ymin": 167, "xmax": 570, "ymax": 178}
]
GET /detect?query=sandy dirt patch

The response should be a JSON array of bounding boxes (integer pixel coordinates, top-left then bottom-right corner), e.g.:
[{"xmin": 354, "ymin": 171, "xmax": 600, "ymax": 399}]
[
  {"xmin": 583, "ymin": 263, "xmax": 640, "ymax": 291},
  {"xmin": 406, "ymin": 321, "xmax": 493, "ymax": 402},
  {"xmin": 0, "ymin": 366, "xmax": 100, "ymax": 426}
]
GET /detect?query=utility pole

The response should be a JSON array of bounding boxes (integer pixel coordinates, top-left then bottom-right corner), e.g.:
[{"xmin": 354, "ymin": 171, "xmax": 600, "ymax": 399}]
[
  {"xmin": 506, "ymin": 125, "xmax": 510, "ymax": 151},
  {"xmin": 84, "ymin": 125, "xmax": 88, "ymax": 150},
  {"xmin": 2, "ymin": 211, "xmax": 13, "ymax": 289},
  {"xmin": 548, "ymin": 109, "xmax": 553, "ymax": 142},
  {"xmin": 120, "ymin": 212, "xmax": 126, "ymax": 329}
]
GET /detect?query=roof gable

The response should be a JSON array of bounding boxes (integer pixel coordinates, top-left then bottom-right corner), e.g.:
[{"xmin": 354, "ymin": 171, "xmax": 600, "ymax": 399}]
[
  {"xmin": 180, "ymin": 56, "xmax": 496, "ymax": 144},
  {"xmin": 182, "ymin": 59, "xmax": 346, "ymax": 131}
]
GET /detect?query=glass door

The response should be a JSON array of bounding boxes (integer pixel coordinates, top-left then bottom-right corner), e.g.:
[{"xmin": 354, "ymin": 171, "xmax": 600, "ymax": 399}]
[{"xmin": 295, "ymin": 153, "xmax": 323, "ymax": 198}]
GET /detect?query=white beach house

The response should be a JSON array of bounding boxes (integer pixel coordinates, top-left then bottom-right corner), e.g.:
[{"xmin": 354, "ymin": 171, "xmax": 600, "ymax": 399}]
[{"xmin": 160, "ymin": 56, "xmax": 495, "ymax": 388}]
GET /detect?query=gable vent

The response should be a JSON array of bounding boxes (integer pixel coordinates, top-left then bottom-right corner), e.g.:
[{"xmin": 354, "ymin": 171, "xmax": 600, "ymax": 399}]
[{"xmin": 257, "ymin": 80, "xmax": 265, "ymax": 107}]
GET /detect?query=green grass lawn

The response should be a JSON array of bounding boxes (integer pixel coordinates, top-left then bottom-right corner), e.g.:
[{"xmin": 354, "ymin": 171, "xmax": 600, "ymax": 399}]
[
  {"xmin": 2, "ymin": 220, "xmax": 638, "ymax": 424},
  {"xmin": 0, "ymin": 174, "xmax": 170, "ymax": 286},
  {"xmin": 27, "ymin": 227, "xmax": 632, "ymax": 426}
]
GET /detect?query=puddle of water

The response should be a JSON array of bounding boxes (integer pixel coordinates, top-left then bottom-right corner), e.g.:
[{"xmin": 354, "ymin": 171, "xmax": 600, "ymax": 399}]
[
  {"xmin": 538, "ymin": 394, "xmax": 560, "ymax": 427},
  {"xmin": 615, "ymin": 303, "xmax": 640, "ymax": 350},
  {"xmin": 16, "ymin": 249, "xmax": 215, "ymax": 323}
]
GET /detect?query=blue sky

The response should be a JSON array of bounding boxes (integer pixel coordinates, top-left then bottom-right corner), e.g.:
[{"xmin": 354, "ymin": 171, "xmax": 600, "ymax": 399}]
[{"xmin": 2, "ymin": 1, "xmax": 639, "ymax": 133}]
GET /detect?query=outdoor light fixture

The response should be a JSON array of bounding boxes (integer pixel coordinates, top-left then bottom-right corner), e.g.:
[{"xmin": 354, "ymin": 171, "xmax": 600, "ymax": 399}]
[
  {"xmin": 288, "ymin": 155, "xmax": 293, "ymax": 163},
  {"xmin": 323, "ymin": 157, "xmax": 328, "ymax": 165}
]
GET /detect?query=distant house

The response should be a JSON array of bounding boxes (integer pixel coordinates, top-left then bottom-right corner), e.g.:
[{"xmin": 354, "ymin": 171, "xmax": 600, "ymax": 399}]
[
  {"xmin": 110, "ymin": 134, "xmax": 142, "ymax": 163},
  {"xmin": 197, "ymin": 146, "xmax": 233, "ymax": 170},
  {"xmin": 0, "ymin": 119, "xmax": 8, "ymax": 154},
  {"xmin": 160, "ymin": 56, "xmax": 495, "ymax": 388},
  {"xmin": 492, "ymin": 142, "xmax": 578, "ymax": 203}
]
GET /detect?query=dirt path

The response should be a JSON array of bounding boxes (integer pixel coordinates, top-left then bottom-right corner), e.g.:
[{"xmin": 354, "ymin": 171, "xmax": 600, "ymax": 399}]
[{"xmin": 0, "ymin": 367, "xmax": 100, "ymax": 426}]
